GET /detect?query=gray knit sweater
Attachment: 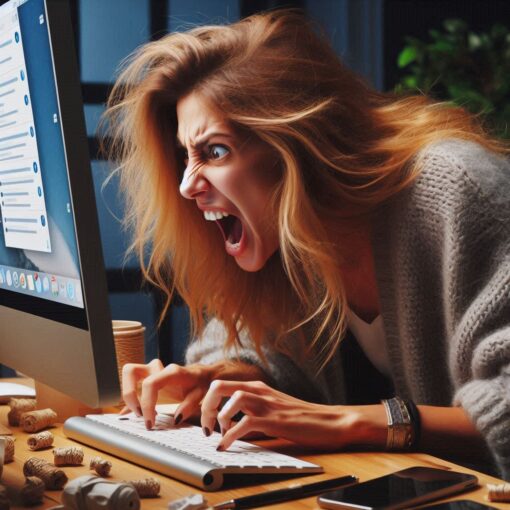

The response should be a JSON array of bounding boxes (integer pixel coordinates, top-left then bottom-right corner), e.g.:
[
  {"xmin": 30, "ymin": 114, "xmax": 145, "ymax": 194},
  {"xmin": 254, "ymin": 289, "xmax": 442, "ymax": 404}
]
[{"xmin": 186, "ymin": 139, "xmax": 510, "ymax": 479}]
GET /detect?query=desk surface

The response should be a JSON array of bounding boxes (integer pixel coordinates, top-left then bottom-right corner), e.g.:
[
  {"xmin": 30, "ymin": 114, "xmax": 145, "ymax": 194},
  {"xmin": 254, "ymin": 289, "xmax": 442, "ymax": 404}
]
[{"xmin": 0, "ymin": 404, "xmax": 507, "ymax": 509}]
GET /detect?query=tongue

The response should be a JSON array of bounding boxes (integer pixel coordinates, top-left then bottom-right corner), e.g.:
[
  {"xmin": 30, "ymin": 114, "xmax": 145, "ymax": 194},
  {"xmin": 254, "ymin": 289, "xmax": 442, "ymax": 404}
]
[{"xmin": 228, "ymin": 217, "xmax": 243, "ymax": 245}]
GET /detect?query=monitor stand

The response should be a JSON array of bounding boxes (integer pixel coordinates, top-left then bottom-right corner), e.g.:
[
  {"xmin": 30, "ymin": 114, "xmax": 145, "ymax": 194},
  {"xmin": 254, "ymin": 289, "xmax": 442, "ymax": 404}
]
[{"xmin": 35, "ymin": 380, "xmax": 102, "ymax": 422}]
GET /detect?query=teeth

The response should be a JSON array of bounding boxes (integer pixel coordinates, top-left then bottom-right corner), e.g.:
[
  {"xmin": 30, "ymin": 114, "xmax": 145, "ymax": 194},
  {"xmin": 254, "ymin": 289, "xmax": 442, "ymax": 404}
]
[{"xmin": 203, "ymin": 210, "xmax": 229, "ymax": 221}]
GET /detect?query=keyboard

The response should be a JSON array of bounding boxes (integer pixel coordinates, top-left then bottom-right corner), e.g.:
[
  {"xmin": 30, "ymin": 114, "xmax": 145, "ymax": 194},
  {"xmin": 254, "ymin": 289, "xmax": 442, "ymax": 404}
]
[{"xmin": 63, "ymin": 412, "xmax": 323, "ymax": 491}]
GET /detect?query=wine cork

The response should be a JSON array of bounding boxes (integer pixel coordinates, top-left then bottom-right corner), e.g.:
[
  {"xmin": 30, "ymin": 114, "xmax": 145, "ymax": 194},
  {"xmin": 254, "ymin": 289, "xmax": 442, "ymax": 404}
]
[
  {"xmin": 23, "ymin": 457, "xmax": 68, "ymax": 490},
  {"xmin": 53, "ymin": 446, "xmax": 84, "ymax": 466},
  {"xmin": 90, "ymin": 456, "xmax": 112, "ymax": 477},
  {"xmin": 0, "ymin": 484, "xmax": 9, "ymax": 510},
  {"xmin": 20, "ymin": 476, "xmax": 45, "ymax": 506},
  {"xmin": 27, "ymin": 431, "xmax": 54, "ymax": 451},
  {"xmin": 487, "ymin": 482, "xmax": 510, "ymax": 502},
  {"xmin": 1, "ymin": 436, "xmax": 14, "ymax": 463},
  {"xmin": 20, "ymin": 408, "xmax": 57, "ymax": 433},
  {"xmin": 126, "ymin": 477, "xmax": 160, "ymax": 498},
  {"xmin": 7, "ymin": 398, "xmax": 36, "ymax": 426}
]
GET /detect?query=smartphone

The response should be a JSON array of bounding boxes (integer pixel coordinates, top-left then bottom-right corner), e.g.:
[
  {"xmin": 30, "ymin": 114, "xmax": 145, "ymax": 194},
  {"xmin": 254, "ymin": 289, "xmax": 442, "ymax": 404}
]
[
  {"xmin": 317, "ymin": 466, "xmax": 478, "ymax": 510},
  {"xmin": 422, "ymin": 501, "xmax": 498, "ymax": 510}
]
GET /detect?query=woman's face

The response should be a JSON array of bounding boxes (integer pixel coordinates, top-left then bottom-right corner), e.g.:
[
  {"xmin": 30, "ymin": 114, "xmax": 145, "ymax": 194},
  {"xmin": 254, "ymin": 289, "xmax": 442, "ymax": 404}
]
[{"xmin": 177, "ymin": 91, "xmax": 280, "ymax": 272}]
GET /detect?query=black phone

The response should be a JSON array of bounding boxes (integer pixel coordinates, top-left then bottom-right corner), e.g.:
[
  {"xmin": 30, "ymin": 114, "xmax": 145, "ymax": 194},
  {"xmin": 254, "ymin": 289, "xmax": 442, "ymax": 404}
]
[
  {"xmin": 421, "ymin": 501, "xmax": 498, "ymax": 510},
  {"xmin": 317, "ymin": 467, "xmax": 478, "ymax": 510}
]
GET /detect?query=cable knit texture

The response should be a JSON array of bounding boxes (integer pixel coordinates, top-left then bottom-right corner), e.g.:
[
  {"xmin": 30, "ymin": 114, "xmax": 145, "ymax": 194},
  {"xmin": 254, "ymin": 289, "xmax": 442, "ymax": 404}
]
[{"xmin": 185, "ymin": 139, "xmax": 510, "ymax": 479}]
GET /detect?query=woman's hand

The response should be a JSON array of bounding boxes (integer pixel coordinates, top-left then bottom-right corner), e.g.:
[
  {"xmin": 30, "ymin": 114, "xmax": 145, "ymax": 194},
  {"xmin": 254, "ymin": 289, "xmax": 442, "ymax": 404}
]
[
  {"xmin": 120, "ymin": 359, "xmax": 267, "ymax": 430},
  {"xmin": 201, "ymin": 380, "xmax": 388, "ymax": 451}
]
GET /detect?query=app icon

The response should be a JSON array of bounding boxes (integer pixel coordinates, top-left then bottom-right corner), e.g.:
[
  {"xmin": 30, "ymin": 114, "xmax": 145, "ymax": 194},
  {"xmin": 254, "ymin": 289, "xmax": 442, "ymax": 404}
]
[
  {"xmin": 20, "ymin": 273, "xmax": 26, "ymax": 289},
  {"xmin": 67, "ymin": 281, "xmax": 75, "ymax": 300},
  {"xmin": 6, "ymin": 270, "xmax": 12, "ymax": 287},
  {"xmin": 0, "ymin": 268, "xmax": 4, "ymax": 285},
  {"xmin": 34, "ymin": 273, "xmax": 42, "ymax": 293},
  {"xmin": 42, "ymin": 276, "xmax": 49, "ymax": 292},
  {"xmin": 50, "ymin": 276, "xmax": 58, "ymax": 296},
  {"xmin": 59, "ymin": 282, "xmax": 66, "ymax": 297},
  {"xmin": 75, "ymin": 284, "xmax": 83, "ymax": 303},
  {"xmin": 13, "ymin": 271, "xmax": 19, "ymax": 287},
  {"xmin": 27, "ymin": 274, "xmax": 34, "ymax": 291}
]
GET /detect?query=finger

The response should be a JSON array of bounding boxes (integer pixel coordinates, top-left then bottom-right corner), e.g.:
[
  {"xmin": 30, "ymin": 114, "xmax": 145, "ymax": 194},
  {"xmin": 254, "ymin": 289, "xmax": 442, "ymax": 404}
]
[
  {"xmin": 217, "ymin": 415, "xmax": 267, "ymax": 451},
  {"xmin": 216, "ymin": 390, "xmax": 262, "ymax": 434},
  {"xmin": 122, "ymin": 363, "xmax": 152, "ymax": 415},
  {"xmin": 139, "ymin": 363, "xmax": 193, "ymax": 429},
  {"xmin": 119, "ymin": 406, "xmax": 131, "ymax": 415},
  {"xmin": 173, "ymin": 386, "xmax": 204, "ymax": 428},
  {"xmin": 201, "ymin": 380, "xmax": 268, "ymax": 434}
]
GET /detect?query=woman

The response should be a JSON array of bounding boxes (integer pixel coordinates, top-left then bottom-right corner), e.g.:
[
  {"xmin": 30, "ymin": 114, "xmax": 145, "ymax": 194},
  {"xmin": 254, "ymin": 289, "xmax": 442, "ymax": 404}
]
[{"xmin": 105, "ymin": 9, "xmax": 510, "ymax": 478}]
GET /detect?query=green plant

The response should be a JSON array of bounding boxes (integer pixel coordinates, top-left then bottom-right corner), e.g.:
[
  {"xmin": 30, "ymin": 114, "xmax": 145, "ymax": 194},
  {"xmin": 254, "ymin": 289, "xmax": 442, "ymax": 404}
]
[{"xmin": 395, "ymin": 19, "xmax": 510, "ymax": 139}]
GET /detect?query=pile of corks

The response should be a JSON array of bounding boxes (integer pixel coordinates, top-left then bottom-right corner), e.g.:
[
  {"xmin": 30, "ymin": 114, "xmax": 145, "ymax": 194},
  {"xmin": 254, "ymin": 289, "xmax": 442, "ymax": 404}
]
[{"xmin": 0, "ymin": 398, "xmax": 160, "ymax": 508}]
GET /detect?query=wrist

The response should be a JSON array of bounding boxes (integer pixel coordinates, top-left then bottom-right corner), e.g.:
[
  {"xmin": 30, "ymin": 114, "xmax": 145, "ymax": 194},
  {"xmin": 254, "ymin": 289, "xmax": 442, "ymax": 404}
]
[{"xmin": 347, "ymin": 404, "xmax": 388, "ymax": 449}]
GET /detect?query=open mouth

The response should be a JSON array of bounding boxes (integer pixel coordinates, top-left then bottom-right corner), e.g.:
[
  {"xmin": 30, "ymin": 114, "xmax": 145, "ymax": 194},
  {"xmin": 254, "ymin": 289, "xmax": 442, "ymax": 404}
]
[{"xmin": 216, "ymin": 215, "xmax": 243, "ymax": 246}]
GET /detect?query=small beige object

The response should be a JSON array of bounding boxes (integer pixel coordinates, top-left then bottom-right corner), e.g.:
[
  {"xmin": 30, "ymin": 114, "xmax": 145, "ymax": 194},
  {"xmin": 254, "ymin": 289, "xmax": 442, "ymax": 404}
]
[
  {"xmin": 23, "ymin": 457, "xmax": 68, "ymax": 490},
  {"xmin": 20, "ymin": 476, "xmax": 45, "ymax": 506},
  {"xmin": 20, "ymin": 408, "xmax": 58, "ymax": 433},
  {"xmin": 27, "ymin": 430, "xmax": 54, "ymax": 451},
  {"xmin": 126, "ymin": 477, "xmax": 160, "ymax": 498},
  {"xmin": 2, "ymin": 436, "xmax": 14, "ymax": 464},
  {"xmin": 90, "ymin": 456, "xmax": 112, "ymax": 477},
  {"xmin": 0, "ymin": 483, "xmax": 9, "ymax": 510},
  {"xmin": 53, "ymin": 446, "xmax": 84, "ymax": 466},
  {"xmin": 487, "ymin": 482, "xmax": 510, "ymax": 502},
  {"xmin": 7, "ymin": 398, "xmax": 36, "ymax": 426}
]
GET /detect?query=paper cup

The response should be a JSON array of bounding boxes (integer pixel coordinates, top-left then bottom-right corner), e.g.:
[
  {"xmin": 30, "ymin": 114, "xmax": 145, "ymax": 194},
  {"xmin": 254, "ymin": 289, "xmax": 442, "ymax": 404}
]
[{"xmin": 112, "ymin": 320, "xmax": 145, "ymax": 392}]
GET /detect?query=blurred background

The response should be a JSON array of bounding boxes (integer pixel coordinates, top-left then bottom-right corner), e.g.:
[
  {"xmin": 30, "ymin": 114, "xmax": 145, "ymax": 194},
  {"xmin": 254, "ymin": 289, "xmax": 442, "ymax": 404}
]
[{"xmin": 6, "ymin": 0, "xmax": 508, "ymax": 375}]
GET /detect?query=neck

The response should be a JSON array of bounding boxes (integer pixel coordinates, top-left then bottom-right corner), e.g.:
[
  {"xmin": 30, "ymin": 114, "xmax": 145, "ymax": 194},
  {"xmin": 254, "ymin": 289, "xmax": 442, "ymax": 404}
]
[{"xmin": 335, "ymin": 224, "xmax": 380, "ymax": 323}]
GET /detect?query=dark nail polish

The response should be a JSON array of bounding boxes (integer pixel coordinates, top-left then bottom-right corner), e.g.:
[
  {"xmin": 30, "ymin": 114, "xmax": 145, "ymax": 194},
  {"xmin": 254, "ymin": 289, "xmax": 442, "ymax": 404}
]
[
  {"xmin": 174, "ymin": 414, "xmax": 182, "ymax": 426},
  {"xmin": 145, "ymin": 420, "xmax": 152, "ymax": 430},
  {"xmin": 216, "ymin": 444, "xmax": 224, "ymax": 452},
  {"xmin": 203, "ymin": 427, "xmax": 211, "ymax": 437}
]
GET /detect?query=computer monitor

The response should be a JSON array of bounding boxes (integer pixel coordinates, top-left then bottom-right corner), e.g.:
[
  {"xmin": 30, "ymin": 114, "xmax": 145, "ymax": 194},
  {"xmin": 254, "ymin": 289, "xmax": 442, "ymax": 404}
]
[{"xmin": 0, "ymin": 0, "xmax": 119, "ymax": 407}]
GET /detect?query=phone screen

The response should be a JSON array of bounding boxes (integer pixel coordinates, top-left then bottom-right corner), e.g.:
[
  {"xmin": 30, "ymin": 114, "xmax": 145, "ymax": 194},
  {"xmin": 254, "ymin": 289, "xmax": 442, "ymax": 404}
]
[
  {"xmin": 318, "ymin": 467, "xmax": 478, "ymax": 510},
  {"xmin": 422, "ymin": 501, "xmax": 497, "ymax": 510}
]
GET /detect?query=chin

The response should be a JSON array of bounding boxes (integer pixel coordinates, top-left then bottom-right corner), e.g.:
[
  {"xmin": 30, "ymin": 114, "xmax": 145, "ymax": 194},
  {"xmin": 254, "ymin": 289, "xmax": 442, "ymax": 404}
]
[
  {"xmin": 235, "ymin": 258, "xmax": 266, "ymax": 272},
  {"xmin": 234, "ymin": 251, "xmax": 270, "ymax": 272}
]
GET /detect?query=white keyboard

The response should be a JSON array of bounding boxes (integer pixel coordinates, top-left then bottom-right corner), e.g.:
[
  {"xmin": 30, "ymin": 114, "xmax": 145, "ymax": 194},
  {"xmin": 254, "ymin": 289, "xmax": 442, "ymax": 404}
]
[{"xmin": 63, "ymin": 413, "xmax": 322, "ymax": 490}]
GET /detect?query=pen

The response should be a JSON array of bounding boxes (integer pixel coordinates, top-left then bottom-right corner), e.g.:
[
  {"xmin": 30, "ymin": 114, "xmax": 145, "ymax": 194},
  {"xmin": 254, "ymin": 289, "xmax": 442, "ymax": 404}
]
[{"xmin": 213, "ymin": 474, "xmax": 358, "ymax": 509}]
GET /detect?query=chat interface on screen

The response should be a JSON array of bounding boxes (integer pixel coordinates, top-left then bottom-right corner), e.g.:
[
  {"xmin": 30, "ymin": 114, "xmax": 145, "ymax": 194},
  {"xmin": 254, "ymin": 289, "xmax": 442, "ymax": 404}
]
[
  {"xmin": 0, "ymin": 0, "xmax": 84, "ymax": 309},
  {"xmin": 0, "ymin": 6, "xmax": 50, "ymax": 253}
]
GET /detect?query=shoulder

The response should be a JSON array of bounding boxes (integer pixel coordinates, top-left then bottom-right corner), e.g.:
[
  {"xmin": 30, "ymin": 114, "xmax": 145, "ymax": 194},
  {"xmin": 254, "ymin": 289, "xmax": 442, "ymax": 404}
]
[{"xmin": 413, "ymin": 138, "xmax": 510, "ymax": 211}]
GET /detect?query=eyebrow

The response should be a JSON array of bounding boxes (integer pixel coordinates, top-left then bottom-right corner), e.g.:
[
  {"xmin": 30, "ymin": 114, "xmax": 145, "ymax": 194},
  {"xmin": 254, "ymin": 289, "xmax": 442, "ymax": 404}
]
[{"xmin": 175, "ymin": 131, "xmax": 235, "ymax": 148}]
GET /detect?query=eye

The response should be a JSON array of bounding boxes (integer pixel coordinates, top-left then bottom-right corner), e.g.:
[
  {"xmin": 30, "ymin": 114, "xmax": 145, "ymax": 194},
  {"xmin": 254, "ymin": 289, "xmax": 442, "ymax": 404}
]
[{"xmin": 207, "ymin": 144, "xmax": 229, "ymax": 160}]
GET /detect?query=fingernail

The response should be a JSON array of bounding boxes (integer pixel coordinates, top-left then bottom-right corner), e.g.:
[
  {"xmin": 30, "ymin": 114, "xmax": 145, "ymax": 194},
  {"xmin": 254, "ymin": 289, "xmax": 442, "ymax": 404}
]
[
  {"xmin": 216, "ymin": 444, "xmax": 225, "ymax": 452},
  {"xmin": 136, "ymin": 407, "xmax": 142, "ymax": 416},
  {"xmin": 145, "ymin": 420, "xmax": 152, "ymax": 430},
  {"xmin": 174, "ymin": 414, "xmax": 182, "ymax": 426},
  {"xmin": 203, "ymin": 427, "xmax": 211, "ymax": 437}
]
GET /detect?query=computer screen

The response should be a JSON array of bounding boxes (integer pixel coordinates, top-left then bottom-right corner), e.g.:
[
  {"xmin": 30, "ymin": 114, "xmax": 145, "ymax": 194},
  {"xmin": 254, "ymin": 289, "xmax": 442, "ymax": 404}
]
[{"xmin": 0, "ymin": 0, "xmax": 119, "ymax": 407}]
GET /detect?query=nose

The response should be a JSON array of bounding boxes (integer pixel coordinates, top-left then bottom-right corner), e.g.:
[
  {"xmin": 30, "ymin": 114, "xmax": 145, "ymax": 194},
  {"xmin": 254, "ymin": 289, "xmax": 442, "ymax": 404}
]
[{"xmin": 179, "ymin": 166, "xmax": 210, "ymax": 199}]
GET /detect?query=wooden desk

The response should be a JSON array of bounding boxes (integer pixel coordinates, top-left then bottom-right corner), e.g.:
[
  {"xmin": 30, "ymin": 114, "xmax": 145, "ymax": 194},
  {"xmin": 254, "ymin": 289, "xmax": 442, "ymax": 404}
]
[{"xmin": 0, "ymin": 403, "xmax": 507, "ymax": 509}]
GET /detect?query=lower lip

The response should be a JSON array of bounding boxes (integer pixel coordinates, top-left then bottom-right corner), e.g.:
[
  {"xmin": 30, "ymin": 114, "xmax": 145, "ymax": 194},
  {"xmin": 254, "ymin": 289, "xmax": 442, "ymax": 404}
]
[{"xmin": 224, "ymin": 221, "xmax": 246, "ymax": 258}]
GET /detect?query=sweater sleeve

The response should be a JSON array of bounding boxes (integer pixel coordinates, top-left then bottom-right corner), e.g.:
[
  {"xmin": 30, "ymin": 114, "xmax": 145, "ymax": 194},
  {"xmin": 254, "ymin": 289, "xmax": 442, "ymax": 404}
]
[
  {"xmin": 432, "ymin": 141, "xmax": 510, "ymax": 479},
  {"xmin": 185, "ymin": 318, "xmax": 342, "ymax": 404}
]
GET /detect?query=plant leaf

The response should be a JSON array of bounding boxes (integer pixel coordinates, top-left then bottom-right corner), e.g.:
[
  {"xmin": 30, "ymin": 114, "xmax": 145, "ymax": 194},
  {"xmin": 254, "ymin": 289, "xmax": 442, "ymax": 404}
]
[{"xmin": 398, "ymin": 46, "xmax": 418, "ymax": 68}]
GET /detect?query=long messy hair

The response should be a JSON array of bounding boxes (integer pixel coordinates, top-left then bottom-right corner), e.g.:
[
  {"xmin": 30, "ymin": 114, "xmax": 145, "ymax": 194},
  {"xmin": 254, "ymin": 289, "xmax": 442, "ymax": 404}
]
[{"xmin": 103, "ymin": 9, "xmax": 506, "ymax": 366}]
